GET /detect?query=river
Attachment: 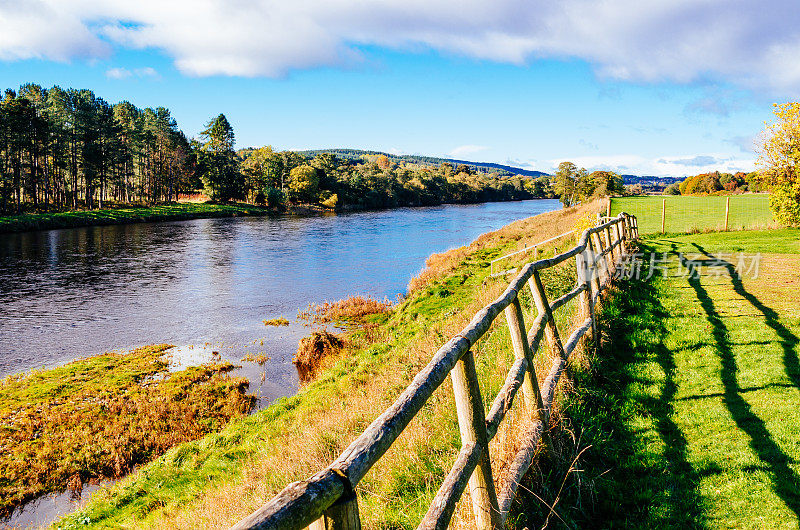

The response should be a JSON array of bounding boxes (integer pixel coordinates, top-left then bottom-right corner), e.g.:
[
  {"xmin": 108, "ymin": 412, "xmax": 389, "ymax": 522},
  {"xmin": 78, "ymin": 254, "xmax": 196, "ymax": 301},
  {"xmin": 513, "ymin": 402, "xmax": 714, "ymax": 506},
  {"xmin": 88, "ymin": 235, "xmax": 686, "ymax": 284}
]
[{"xmin": 0, "ymin": 200, "xmax": 560, "ymax": 407}]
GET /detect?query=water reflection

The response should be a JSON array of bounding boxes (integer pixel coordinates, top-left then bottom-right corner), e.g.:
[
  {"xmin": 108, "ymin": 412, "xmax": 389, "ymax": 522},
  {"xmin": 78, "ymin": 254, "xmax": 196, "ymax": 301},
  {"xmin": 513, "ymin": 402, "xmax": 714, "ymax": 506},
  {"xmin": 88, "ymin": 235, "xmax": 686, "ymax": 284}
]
[{"xmin": 0, "ymin": 200, "xmax": 560, "ymax": 405}]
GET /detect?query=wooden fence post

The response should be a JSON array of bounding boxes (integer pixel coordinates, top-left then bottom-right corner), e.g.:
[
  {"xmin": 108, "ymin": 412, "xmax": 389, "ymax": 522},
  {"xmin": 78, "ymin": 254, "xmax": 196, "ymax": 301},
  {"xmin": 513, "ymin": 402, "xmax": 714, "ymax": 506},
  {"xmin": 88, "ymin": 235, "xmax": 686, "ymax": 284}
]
[
  {"xmin": 661, "ymin": 198, "xmax": 666, "ymax": 233},
  {"xmin": 592, "ymin": 230, "xmax": 610, "ymax": 285},
  {"xmin": 451, "ymin": 351, "xmax": 501, "ymax": 530},
  {"xmin": 308, "ymin": 493, "xmax": 362, "ymax": 530},
  {"xmin": 606, "ymin": 197, "xmax": 611, "ymax": 218},
  {"xmin": 604, "ymin": 225, "xmax": 615, "ymax": 266},
  {"xmin": 504, "ymin": 297, "xmax": 552, "ymax": 448},
  {"xmin": 590, "ymin": 231, "xmax": 605, "ymax": 294},
  {"xmin": 580, "ymin": 238, "xmax": 598, "ymax": 355},
  {"xmin": 724, "ymin": 196, "xmax": 730, "ymax": 231},
  {"xmin": 528, "ymin": 270, "xmax": 568, "ymax": 392}
]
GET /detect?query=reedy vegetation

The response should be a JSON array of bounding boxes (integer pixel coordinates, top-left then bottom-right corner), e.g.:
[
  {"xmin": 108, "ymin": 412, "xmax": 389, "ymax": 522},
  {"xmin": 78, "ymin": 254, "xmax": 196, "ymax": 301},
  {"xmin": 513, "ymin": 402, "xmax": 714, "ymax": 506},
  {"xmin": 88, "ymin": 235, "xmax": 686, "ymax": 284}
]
[{"xmin": 0, "ymin": 345, "xmax": 254, "ymax": 518}]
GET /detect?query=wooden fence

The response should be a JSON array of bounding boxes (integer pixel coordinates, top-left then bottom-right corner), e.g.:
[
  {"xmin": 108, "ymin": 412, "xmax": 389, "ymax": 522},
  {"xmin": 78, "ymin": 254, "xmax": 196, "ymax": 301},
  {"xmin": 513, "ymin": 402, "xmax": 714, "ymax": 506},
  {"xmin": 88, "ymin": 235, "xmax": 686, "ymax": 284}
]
[{"xmin": 231, "ymin": 212, "xmax": 639, "ymax": 530}]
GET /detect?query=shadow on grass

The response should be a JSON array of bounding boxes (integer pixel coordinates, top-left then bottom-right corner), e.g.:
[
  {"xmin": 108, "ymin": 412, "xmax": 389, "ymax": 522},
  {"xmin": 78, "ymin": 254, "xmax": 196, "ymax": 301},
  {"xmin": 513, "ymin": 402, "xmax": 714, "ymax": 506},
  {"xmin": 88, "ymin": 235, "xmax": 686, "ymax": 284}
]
[
  {"xmin": 513, "ymin": 259, "xmax": 706, "ymax": 528},
  {"xmin": 683, "ymin": 244, "xmax": 800, "ymax": 517}
]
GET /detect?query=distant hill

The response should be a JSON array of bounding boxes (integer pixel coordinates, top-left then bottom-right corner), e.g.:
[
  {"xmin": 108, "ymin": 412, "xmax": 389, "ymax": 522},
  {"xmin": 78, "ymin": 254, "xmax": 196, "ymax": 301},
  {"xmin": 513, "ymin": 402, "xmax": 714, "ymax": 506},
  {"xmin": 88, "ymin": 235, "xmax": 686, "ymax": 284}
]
[
  {"xmin": 296, "ymin": 148, "xmax": 550, "ymax": 178},
  {"xmin": 620, "ymin": 174, "xmax": 684, "ymax": 187},
  {"xmin": 254, "ymin": 147, "xmax": 685, "ymax": 187},
  {"xmin": 620, "ymin": 174, "xmax": 684, "ymax": 193}
]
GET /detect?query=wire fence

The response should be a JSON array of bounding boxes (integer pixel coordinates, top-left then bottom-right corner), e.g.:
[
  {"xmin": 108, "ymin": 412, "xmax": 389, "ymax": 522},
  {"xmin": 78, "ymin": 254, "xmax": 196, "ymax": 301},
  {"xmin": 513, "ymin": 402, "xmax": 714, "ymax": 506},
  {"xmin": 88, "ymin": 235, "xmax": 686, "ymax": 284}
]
[{"xmin": 609, "ymin": 194, "xmax": 773, "ymax": 234}]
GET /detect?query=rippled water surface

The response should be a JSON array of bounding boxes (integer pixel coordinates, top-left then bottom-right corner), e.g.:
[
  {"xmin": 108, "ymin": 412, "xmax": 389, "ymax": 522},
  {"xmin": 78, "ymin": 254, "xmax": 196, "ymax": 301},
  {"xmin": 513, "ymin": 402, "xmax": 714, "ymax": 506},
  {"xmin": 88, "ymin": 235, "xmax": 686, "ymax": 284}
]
[{"xmin": 0, "ymin": 200, "xmax": 560, "ymax": 405}]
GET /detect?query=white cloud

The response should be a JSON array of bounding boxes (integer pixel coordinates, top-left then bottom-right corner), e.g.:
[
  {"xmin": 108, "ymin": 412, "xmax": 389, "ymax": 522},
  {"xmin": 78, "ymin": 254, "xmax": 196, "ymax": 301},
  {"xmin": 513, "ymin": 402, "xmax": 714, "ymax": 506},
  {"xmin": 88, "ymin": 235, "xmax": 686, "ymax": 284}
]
[
  {"xmin": 659, "ymin": 155, "xmax": 726, "ymax": 167},
  {"xmin": 448, "ymin": 144, "xmax": 488, "ymax": 158},
  {"xmin": 506, "ymin": 157, "xmax": 537, "ymax": 169},
  {"xmin": 105, "ymin": 66, "xmax": 158, "ymax": 79},
  {"xmin": 2, "ymin": 1, "xmax": 800, "ymax": 94},
  {"xmin": 550, "ymin": 153, "xmax": 756, "ymax": 176},
  {"xmin": 726, "ymin": 135, "xmax": 759, "ymax": 154}
]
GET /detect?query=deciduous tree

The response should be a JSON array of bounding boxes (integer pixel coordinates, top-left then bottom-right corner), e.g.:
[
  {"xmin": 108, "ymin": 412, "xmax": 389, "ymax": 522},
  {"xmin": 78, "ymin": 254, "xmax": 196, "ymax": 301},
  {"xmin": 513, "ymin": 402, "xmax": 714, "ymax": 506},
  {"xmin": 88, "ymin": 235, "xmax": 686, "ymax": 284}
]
[{"xmin": 758, "ymin": 102, "xmax": 800, "ymax": 225}]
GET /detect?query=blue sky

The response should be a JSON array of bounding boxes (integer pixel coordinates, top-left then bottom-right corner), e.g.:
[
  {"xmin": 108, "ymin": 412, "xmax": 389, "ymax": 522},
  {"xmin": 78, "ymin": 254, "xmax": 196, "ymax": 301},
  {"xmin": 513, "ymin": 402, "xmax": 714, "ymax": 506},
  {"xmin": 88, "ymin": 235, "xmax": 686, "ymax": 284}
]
[{"xmin": 1, "ymin": 1, "xmax": 797, "ymax": 176}]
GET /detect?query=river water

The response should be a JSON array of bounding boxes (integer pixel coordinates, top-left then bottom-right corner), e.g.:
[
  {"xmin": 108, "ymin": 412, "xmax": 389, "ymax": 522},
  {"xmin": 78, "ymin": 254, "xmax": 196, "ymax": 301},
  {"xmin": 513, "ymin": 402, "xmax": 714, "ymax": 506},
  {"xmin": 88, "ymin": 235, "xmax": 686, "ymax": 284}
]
[{"xmin": 0, "ymin": 200, "xmax": 560, "ymax": 406}]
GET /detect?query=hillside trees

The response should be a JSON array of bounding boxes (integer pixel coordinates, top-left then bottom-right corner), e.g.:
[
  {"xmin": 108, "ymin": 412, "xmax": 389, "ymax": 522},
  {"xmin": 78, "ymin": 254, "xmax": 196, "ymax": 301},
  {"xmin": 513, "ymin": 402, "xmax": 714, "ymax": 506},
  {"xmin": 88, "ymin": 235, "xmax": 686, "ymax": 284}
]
[{"xmin": 758, "ymin": 102, "xmax": 800, "ymax": 225}]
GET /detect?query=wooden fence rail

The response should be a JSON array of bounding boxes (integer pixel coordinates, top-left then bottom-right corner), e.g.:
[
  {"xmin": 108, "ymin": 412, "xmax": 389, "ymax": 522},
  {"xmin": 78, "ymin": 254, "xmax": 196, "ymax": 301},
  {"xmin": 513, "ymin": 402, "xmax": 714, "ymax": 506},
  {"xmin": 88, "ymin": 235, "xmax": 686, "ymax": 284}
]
[{"xmin": 231, "ymin": 212, "xmax": 639, "ymax": 530}]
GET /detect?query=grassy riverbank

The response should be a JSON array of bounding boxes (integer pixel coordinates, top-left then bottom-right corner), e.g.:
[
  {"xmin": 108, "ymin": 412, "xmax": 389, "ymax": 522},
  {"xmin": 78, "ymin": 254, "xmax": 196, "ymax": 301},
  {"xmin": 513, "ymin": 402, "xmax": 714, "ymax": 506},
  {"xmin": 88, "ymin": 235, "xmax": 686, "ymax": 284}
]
[
  {"xmin": 0, "ymin": 203, "xmax": 274, "ymax": 234},
  {"xmin": 547, "ymin": 229, "xmax": 800, "ymax": 528},
  {"xmin": 0, "ymin": 345, "xmax": 254, "ymax": 519},
  {"xmin": 53, "ymin": 201, "xmax": 603, "ymax": 529}
]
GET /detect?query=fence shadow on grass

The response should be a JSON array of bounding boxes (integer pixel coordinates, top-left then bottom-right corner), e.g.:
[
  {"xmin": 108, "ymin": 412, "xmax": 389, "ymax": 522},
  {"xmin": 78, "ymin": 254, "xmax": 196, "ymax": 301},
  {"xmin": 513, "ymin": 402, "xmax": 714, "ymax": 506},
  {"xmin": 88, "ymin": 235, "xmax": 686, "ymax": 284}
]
[
  {"xmin": 517, "ymin": 257, "xmax": 706, "ymax": 529},
  {"xmin": 684, "ymin": 244, "xmax": 800, "ymax": 518},
  {"xmin": 691, "ymin": 243, "xmax": 800, "ymax": 394}
]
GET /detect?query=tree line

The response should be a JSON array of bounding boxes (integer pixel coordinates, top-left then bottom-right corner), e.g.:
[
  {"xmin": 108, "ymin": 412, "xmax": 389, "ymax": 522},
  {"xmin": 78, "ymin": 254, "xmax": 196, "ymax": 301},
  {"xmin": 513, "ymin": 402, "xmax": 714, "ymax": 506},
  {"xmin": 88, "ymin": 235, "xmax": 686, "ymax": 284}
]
[
  {"xmin": 662, "ymin": 171, "xmax": 765, "ymax": 196},
  {"xmin": 0, "ymin": 84, "xmax": 195, "ymax": 214},
  {"xmin": 1, "ymin": 82, "xmax": 629, "ymax": 216},
  {"xmin": 238, "ymin": 148, "xmax": 546, "ymax": 210},
  {"xmin": 0, "ymin": 83, "xmax": 547, "ymax": 215}
]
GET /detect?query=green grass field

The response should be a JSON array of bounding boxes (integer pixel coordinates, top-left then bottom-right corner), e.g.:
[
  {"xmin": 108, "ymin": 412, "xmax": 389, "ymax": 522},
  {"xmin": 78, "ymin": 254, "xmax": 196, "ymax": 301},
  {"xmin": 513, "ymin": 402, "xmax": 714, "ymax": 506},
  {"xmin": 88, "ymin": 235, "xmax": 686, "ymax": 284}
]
[
  {"xmin": 0, "ymin": 203, "xmax": 273, "ymax": 234},
  {"xmin": 559, "ymin": 229, "xmax": 800, "ymax": 528},
  {"xmin": 610, "ymin": 194, "xmax": 774, "ymax": 234}
]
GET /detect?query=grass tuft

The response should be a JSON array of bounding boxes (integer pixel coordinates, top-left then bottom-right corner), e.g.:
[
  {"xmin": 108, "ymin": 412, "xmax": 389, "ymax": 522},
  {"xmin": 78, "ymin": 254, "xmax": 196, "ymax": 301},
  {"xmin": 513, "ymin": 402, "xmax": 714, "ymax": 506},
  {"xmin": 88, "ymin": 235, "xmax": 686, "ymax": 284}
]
[
  {"xmin": 297, "ymin": 296, "xmax": 392, "ymax": 328},
  {"xmin": 262, "ymin": 317, "xmax": 290, "ymax": 327}
]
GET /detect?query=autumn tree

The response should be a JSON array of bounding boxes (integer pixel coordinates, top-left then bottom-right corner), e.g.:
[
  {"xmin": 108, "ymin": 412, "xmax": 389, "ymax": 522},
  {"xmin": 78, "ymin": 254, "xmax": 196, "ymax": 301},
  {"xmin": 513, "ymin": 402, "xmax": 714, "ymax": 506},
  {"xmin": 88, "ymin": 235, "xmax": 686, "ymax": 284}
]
[
  {"xmin": 758, "ymin": 102, "xmax": 800, "ymax": 225},
  {"xmin": 241, "ymin": 145, "xmax": 285, "ymax": 205},
  {"xmin": 287, "ymin": 164, "xmax": 319, "ymax": 202},
  {"xmin": 588, "ymin": 170, "xmax": 624, "ymax": 197}
]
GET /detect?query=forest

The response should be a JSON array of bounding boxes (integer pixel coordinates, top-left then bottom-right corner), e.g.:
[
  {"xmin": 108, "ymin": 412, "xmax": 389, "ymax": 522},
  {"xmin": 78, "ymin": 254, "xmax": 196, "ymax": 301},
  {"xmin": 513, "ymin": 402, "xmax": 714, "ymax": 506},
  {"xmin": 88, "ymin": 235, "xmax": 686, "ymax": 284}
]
[
  {"xmin": 0, "ymin": 83, "xmax": 551, "ymax": 216},
  {"xmin": 296, "ymin": 148, "xmax": 550, "ymax": 177}
]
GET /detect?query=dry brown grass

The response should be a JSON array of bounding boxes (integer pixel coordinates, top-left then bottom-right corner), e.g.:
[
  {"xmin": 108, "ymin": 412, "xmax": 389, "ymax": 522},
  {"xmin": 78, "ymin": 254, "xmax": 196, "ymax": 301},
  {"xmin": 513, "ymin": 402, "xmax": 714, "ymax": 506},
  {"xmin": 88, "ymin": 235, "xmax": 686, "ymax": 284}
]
[
  {"xmin": 292, "ymin": 330, "xmax": 346, "ymax": 383},
  {"xmin": 298, "ymin": 296, "xmax": 392, "ymax": 327}
]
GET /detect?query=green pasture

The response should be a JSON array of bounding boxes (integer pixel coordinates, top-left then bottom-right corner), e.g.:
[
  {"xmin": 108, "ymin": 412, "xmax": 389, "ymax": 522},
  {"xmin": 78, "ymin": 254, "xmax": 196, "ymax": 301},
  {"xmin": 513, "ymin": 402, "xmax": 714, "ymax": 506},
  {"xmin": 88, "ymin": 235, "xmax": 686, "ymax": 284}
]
[{"xmin": 610, "ymin": 194, "xmax": 773, "ymax": 234}]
